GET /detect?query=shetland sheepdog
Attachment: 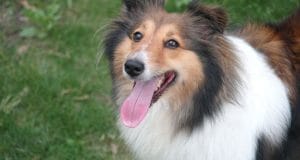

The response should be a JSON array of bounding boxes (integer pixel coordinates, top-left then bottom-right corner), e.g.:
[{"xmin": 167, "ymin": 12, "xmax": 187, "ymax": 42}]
[{"xmin": 104, "ymin": 0, "xmax": 300, "ymax": 159}]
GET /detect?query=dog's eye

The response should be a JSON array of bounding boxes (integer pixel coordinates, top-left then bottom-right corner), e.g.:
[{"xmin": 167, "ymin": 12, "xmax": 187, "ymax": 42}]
[
  {"xmin": 132, "ymin": 32, "xmax": 143, "ymax": 42},
  {"xmin": 165, "ymin": 39, "xmax": 179, "ymax": 49}
]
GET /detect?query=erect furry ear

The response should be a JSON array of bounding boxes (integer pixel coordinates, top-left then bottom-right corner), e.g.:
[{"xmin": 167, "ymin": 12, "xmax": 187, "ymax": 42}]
[
  {"xmin": 187, "ymin": 1, "xmax": 227, "ymax": 33},
  {"xmin": 123, "ymin": 0, "xmax": 165, "ymax": 12}
]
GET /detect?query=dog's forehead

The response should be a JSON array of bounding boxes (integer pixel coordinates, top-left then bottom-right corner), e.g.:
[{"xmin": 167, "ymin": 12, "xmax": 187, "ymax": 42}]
[{"xmin": 138, "ymin": 12, "xmax": 185, "ymax": 33}]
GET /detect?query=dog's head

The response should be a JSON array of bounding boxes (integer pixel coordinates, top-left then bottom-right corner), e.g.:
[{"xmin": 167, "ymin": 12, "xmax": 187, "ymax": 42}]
[{"xmin": 105, "ymin": 0, "xmax": 236, "ymax": 129}]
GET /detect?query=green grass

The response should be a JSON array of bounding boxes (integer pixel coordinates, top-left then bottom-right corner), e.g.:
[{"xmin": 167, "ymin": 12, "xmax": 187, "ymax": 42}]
[{"xmin": 0, "ymin": 0, "xmax": 299, "ymax": 159}]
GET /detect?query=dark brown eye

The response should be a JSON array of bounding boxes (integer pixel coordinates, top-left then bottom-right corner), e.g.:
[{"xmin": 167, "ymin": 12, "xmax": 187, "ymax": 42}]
[
  {"xmin": 132, "ymin": 32, "xmax": 143, "ymax": 42},
  {"xmin": 165, "ymin": 39, "xmax": 179, "ymax": 49}
]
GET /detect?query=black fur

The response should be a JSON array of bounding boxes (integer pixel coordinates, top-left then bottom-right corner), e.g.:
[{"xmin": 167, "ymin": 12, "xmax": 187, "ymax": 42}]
[
  {"xmin": 104, "ymin": 21, "xmax": 128, "ymax": 62},
  {"xmin": 178, "ymin": 1, "xmax": 238, "ymax": 131},
  {"xmin": 283, "ymin": 73, "xmax": 300, "ymax": 160},
  {"xmin": 255, "ymin": 136, "xmax": 286, "ymax": 160},
  {"xmin": 181, "ymin": 42, "xmax": 224, "ymax": 131},
  {"xmin": 285, "ymin": 103, "xmax": 300, "ymax": 160}
]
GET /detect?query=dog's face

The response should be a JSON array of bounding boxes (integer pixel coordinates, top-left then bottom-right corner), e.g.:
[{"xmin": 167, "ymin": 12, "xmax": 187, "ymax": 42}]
[{"xmin": 105, "ymin": 0, "xmax": 231, "ymax": 128}]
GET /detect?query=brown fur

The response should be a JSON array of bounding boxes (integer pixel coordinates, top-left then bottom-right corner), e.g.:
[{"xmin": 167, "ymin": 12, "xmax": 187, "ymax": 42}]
[
  {"xmin": 238, "ymin": 10, "xmax": 300, "ymax": 106},
  {"xmin": 278, "ymin": 9, "xmax": 300, "ymax": 77}
]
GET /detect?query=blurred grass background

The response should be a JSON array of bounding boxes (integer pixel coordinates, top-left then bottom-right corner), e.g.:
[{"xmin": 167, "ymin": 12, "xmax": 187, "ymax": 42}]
[{"xmin": 0, "ymin": 0, "xmax": 299, "ymax": 159}]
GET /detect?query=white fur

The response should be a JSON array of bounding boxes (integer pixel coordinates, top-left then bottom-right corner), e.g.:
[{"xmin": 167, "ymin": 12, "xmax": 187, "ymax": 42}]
[{"xmin": 118, "ymin": 36, "xmax": 291, "ymax": 160}]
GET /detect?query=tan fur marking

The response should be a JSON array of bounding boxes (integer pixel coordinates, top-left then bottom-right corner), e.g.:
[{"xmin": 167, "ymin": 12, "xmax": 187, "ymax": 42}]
[{"xmin": 167, "ymin": 50, "xmax": 204, "ymax": 111}]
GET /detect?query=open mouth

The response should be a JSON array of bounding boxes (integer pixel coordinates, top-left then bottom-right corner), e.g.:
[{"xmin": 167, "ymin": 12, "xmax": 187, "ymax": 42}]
[
  {"xmin": 120, "ymin": 71, "xmax": 176, "ymax": 128},
  {"xmin": 152, "ymin": 71, "xmax": 176, "ymax": 104}
]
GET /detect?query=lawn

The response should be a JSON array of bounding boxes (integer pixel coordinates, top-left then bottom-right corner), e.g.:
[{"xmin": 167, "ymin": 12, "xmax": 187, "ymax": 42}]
[{"xmin": 0, "ymin": 0, "xmax": 299, "ymax": 159}]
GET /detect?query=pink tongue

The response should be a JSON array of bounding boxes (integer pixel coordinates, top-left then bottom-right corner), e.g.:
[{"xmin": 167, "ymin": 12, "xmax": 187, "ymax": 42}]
[{"xmin": 120, "ymin": 79, "xmax": 158, "ymax": 128}]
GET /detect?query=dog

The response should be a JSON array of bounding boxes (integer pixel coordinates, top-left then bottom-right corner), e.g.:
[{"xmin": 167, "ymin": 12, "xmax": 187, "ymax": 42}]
[{"xmin": 104, "ymin": 0, "xmax": 300, "ymax": 159}]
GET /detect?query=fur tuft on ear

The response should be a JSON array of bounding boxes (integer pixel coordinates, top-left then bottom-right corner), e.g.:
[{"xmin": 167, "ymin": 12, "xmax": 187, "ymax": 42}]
[
  {"xmin": 187, "ymin": 1, "xmax": 227, "ymax": 34},
  {"xmin": 123, "ymin": 0, "xmax": 165, "ymax": 12}
]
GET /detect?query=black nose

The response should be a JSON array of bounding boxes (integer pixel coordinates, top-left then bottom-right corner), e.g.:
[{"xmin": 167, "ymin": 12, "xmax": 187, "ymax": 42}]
[{"xmin": 124, "ymin": 60, "xmax": 145, "ymax": 77}]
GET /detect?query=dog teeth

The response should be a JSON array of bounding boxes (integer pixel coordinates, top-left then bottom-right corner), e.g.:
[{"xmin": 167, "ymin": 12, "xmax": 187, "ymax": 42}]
[
  {"xmin": 155, "ymin": 78, "xmax": 164, "ymax": 91},
  {"xmin": 158, "ymin": 79, "xmax": 163, "ymax": 86}
]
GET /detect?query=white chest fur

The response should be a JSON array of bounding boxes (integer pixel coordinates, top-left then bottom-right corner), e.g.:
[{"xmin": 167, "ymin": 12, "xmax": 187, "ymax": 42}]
[{"xmin": 118, "ymin": 36, "xmax": 291, "ymax": 160}]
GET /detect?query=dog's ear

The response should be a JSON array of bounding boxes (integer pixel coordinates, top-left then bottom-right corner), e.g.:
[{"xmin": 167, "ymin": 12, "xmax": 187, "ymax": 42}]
[
  {"xmin": 123, "ymin": 0, "xmax": 165, "ymax": 12},
  {"xmin": 187, "ymin": 1, "xmax": 227, "ymax": 34}
]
